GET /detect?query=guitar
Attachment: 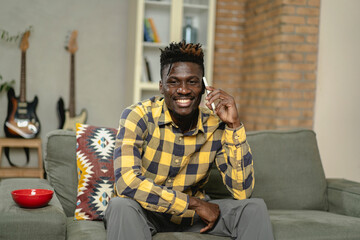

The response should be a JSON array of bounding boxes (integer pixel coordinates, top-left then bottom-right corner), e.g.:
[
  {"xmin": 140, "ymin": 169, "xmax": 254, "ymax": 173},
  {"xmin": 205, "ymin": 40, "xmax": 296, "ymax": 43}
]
[
  {"xmin": 57, "ymin": 30, "xmax": 87, "ymax": 130},
  {"xmin": 4, "ymin": 31, "xmax": 41, "ymax": 139}
]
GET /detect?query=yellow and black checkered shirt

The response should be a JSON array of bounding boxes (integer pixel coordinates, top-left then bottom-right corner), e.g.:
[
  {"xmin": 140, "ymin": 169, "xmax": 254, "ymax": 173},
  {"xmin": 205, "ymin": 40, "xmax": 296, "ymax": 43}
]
[{"xmin": 114, "ymin": 96, "xmax": 254, "ymax": 225}]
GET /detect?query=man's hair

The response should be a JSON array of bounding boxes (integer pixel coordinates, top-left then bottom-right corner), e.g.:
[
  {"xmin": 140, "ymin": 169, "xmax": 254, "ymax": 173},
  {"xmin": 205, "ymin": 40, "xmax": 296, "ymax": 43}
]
[{"xmin": 160, "ymin": 40, "xmax": 204, "ymax": 79}]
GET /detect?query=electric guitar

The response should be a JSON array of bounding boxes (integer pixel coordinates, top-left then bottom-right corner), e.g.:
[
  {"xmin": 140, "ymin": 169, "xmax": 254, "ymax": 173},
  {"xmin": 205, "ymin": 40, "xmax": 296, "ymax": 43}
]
[
  {"xmin": 57, "ymin": 30, "xmax": 87, "ymax": 130},
  {"xmin": 4, "ymin": 31, "xmax": 40, "ymax": 139}
]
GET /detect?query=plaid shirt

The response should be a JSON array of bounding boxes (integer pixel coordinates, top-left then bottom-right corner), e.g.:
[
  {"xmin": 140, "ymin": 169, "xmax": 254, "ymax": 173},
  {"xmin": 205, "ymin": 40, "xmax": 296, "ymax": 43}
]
[{"xmin": 113, "ymin": 96, "xmax": 254, "ymax": 225}]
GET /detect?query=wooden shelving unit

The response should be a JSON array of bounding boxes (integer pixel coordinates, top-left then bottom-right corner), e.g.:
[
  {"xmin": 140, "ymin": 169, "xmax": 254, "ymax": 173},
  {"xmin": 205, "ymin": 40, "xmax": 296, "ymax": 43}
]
[{"xmin": 0, "ymin": 138, "xmax": 44, "ymax": 179}]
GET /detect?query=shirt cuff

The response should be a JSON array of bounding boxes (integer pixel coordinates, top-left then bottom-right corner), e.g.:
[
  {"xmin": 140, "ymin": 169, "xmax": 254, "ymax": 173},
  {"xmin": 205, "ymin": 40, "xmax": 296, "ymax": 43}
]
[
  {"xmin": 224, "ymin": 123, "xmax": 246, "ymax": 145},
  {"xmin": 166, "ymin": 191, "xmax": 189, "ymax": 216}
]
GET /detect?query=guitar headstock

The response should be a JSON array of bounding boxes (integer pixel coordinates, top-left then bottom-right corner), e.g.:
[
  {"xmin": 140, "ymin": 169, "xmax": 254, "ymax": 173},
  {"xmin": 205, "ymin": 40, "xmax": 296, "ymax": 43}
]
[
  {"xmin": 65, "ymin": 30, "xmax": 78, "ymax": 54},
  {"xmin": 20, "ymin": 31, "xmax": 30, "ymax": 52}
]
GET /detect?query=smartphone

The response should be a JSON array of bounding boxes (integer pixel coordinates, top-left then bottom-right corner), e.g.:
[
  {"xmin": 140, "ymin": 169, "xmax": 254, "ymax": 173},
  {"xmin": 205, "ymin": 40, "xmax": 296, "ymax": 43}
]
[{"xmin": 203, "ymin": 77, "xmax": 216, "ymax": 111}]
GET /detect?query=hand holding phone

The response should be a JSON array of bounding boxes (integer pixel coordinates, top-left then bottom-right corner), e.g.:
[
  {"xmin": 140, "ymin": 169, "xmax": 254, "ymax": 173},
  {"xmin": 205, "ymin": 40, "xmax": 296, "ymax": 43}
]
[{"xmin": 203, "ymin": 77, "xmax": 216, "ymax": 111}]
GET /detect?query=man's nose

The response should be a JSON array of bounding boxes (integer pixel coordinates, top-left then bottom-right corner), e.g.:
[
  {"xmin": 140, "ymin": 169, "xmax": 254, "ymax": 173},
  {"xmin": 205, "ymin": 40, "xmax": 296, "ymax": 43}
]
[{"xmin": 177, "ymin": 82, "xmax": 191, "ymax": 94}]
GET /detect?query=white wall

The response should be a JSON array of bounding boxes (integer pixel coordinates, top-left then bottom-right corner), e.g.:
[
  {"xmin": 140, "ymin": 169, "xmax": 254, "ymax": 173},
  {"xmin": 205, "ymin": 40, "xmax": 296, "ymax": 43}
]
[
  {"xmin": 314, "ymin": 0, "xmax": 360, "ymax": 182},
  {"xmin": 0, "ymin": 0, "xmax": 129, "ymax": 166}
]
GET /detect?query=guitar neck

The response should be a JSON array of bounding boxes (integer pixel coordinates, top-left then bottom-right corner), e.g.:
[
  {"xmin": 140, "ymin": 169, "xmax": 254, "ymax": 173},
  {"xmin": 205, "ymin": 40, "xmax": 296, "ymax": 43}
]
[
  {"xmin": 69, "ymin": 53, "xmax": 76, "ymax": 117},
  {"xmin": 20, "ymin": 51, "xmax": 26, "ymax": 102}
]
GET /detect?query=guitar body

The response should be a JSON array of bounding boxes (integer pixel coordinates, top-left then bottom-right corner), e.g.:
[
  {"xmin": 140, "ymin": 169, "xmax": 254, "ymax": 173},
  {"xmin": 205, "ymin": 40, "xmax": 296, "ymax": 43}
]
[
  {"xmin": 4, "ymin": 87, "xmax": 41, "ymax": 138},
  {"xmin": 62, "ymin": 109, "xmax": 87, "ymax": 131}
]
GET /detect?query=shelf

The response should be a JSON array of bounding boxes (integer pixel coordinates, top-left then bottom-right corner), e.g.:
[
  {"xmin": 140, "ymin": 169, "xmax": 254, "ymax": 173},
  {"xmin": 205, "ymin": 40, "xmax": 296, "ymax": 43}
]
[
  {"xmin": 143, "ymin": 42, "xmax": 168, "ymax": 48},
  {"xmin": 183, "ymin": 3, "xmax": 209, "ymax": 10},
  {"xmin": 0, "ymin": 168, "xmax": 43, "ymax": 178},
  {"xmin": 144, "ymin": 1, "xmax": 171, "ymax": 44},
  {"xmin": 145, "ymin": 0, "xmax": 171, "ymax": 7}
]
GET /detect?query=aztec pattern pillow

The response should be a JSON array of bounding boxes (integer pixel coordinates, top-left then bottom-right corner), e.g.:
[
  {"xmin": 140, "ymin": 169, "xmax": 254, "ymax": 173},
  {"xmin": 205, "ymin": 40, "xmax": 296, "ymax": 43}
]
[{"xmin": 74, "ymin": 123, "xmax": 117, "ymax": 220}]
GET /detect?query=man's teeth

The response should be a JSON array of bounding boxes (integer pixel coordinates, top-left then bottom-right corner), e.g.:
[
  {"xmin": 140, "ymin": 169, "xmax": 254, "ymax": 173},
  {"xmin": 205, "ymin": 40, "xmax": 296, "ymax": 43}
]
[{"xmin": 177, "ymin": 99, "xmax": 190, "ymax": 103}]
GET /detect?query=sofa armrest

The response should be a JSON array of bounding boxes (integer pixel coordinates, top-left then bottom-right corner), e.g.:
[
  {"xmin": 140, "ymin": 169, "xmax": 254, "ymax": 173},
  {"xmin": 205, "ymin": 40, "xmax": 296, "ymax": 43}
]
[
  {"xmin": 327, "ymin": 178, "xmax": 360, "ymax": 218},
  {"xmin": 0, "ymin": 178, "xmax": 66, "ymax": 209},
  {"xmin": 0, "ymin": 178, "xmax": 67, "ymax": 240}
]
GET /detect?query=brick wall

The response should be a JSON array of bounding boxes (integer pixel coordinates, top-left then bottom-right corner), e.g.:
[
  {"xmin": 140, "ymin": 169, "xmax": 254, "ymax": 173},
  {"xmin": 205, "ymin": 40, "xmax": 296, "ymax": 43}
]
[
  {"xmin": 213, "ymin": 0, "xmax": 246, "ymax": 112},
  {"xmin": 213, "ymin": 0, "xmax": 320, "ymax": 131}
]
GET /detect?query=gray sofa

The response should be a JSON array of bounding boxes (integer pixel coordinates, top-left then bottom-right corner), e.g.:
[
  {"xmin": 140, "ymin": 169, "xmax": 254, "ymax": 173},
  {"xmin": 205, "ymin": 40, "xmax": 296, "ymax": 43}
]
[{"xmin": 1, "ymin": 128, "xmax": 360, "ymax": 240}]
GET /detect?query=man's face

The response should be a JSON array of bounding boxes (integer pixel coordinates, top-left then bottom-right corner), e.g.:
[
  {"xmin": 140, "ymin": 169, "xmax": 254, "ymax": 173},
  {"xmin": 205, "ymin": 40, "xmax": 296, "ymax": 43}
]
[{"xmin": 160, "ymin": 62, "xmax": 203, "ymax": 118}]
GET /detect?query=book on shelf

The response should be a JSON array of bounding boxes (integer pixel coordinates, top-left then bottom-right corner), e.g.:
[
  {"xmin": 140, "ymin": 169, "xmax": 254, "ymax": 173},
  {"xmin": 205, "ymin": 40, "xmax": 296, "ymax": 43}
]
[
  {"xmin": 142, "ymin": 57, "xmax": 152, "ymax": 82},
  {"xmin": 144, "ymin": 19, "xmax": 152, "ymax": 42},
  {"xmin": 148, "ymin": 18, "xmax": 161, "ymax": 43},
  {"xmin": 143, "ymin": 18, "xmax": 160, "ymax": 43}
]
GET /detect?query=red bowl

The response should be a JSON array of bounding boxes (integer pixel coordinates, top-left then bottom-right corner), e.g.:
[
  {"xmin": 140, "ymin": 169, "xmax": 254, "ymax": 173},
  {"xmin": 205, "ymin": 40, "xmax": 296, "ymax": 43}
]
[{"xmin": 11, "ymin": 189, "xmax": 54, "ymax": 208}]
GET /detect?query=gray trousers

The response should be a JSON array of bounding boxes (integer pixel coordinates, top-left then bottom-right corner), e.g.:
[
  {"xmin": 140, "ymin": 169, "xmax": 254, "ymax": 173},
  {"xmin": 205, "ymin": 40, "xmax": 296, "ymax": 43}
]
[{"xmin": 104, "ymin": 197, "xmax": 274, "ymax": 240}]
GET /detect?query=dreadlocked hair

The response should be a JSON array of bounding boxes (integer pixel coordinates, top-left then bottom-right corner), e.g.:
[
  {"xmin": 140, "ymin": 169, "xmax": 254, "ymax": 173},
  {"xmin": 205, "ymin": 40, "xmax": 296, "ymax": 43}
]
[{"xmin": 160, "ymin": 40, "xmax": 204, "ymax": 78}]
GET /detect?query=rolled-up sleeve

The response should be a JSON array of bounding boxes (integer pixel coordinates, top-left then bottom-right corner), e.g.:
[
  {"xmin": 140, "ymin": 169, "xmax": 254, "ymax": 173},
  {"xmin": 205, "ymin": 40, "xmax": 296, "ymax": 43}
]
[{"xmin": 215, "ymin": 124, "xmax": 254, "ymax": 199}]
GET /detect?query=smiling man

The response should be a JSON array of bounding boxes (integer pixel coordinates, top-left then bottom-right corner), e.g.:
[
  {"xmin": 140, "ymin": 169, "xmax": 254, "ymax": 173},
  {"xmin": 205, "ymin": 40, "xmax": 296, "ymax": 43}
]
[{"xmin": 105, "ymin": 41, "xmax": 274, "ymax": 240}]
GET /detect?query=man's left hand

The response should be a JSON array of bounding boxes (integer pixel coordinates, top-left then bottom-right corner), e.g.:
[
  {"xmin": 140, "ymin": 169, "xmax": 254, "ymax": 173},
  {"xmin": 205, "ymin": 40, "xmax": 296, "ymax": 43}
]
[
  {"xmin": 189, "ymin": 196, "xmax": 220, "ymax": 233},
  {"xmin": 205, "ymin": 86, "xmax": 241, "ymax": 129}
]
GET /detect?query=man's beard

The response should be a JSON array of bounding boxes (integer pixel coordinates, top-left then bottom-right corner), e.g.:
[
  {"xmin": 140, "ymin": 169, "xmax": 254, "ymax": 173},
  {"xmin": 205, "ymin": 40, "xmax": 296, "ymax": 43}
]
[{"xmin": 169, "ymin": 108, "xmax": 199, "ymax": 129}]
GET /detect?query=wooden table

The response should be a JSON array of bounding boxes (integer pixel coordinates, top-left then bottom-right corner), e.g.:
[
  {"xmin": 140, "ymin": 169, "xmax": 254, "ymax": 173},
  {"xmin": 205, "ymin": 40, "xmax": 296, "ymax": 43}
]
[{"xmin": 0, "ymin": 138, "xmax": 43, "ymax": 178}]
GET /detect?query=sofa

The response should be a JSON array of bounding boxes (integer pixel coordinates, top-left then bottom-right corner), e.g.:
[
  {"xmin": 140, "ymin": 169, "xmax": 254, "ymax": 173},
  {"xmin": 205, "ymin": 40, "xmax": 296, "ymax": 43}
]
[{"xmin": 1, "ymin": 128, "xmax": 360, "ymax": 240}]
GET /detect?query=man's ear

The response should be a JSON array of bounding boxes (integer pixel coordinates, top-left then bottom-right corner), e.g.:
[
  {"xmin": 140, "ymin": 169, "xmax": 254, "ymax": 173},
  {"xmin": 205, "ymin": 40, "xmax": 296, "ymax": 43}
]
[{"xmin": 159, "ymin": 80, "xmax": 164, "ymax": 94}]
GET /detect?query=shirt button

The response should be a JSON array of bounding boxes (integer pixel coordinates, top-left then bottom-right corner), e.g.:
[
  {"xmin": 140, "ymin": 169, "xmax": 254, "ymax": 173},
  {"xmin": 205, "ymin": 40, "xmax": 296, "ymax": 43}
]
[
  {"xmin": 170, "ymin": 211, "xmax": 176, "ymax": 214},
  {"xmin": 234, "ymin": 136, "xmax": 238, "ymax": 140},
  {"xmin": 178, "ymin": 137, "xmax": 182, "ymax": 141},
  {"xmin": 167, "ymin": 179, "xmax": 172, "ymax": 183},
  {"xmin": 175, "ymin": 159, "xmax": 180, "ymax": 164}
]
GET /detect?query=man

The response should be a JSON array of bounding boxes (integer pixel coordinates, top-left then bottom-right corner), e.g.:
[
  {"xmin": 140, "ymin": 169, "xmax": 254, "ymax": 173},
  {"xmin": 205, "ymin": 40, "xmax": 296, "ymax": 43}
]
[{"xmin": 105, "ymin": 41, "xmax": 274, "ymax": 240}]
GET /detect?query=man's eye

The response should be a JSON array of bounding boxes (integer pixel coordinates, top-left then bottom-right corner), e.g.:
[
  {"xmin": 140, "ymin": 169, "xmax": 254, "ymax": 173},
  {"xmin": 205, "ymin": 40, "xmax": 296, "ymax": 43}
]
[
  {"xmin": 189, "ymin": 80, "xmax": 199, "ymax": 85},
  {"xmin": 168, "ymin": 80, "xmax": 178, "ymax": 86}
]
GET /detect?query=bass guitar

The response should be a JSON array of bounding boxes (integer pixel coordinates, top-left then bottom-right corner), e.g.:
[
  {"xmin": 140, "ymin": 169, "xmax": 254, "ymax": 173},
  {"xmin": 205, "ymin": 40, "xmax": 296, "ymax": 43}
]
[
  {"xmin": 4, "ymin": 30, "xmax": 40, "ymax": 139},
  {"xmin": 57, "ymin": 30, "xmax": 87, "ymax": 130}
]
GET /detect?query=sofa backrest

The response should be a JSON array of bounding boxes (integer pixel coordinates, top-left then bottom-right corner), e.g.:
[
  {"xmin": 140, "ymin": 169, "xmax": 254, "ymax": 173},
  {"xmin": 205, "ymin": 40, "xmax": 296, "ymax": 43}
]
[
  {"xmin": 45, "ymin": 128, "xmax": 328, "ymax": 216},
  {"xmin": 45, "ymin": 130, "xmax": 77, "ymax": 217},
  {"xmin": 205, "ymin": 129, "xmax": 328, "ymax": 211}
]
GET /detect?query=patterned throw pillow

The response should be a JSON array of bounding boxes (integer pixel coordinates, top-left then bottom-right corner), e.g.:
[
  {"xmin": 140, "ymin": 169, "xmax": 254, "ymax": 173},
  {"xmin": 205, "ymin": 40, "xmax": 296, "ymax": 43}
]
[{"xmin": 74, "ymin": 123, "xmax": 117, "ymax": 220}]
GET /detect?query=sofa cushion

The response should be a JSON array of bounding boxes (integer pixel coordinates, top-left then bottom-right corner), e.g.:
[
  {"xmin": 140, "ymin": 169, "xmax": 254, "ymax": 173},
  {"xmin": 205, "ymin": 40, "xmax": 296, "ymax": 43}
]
[
  {"xmin": 67, "ymin": 217, "xmax": 106, "ymax": 240},
  {"xmin": 269, "ymin": 210, "xmax": 360, "ymax": 240},
  {"xmin": 203, "ymin": 164, "xmax": 232, "ymax": 200},
  {"xmin": 45, "ymin": 130, "xmax": 78, "ymax": 217},
  {"xmin": 74, "ymin": 124, "xmax": 117, "ymax": 220},
  {"xmin": 66, "ymin": 217, "xmax": 229, "ymax": 240},
  {"xmin": 249, "ymin": 129, "xmax": 328, "ymax": 210},
  {"xmin": 154, "ymin": 232, "xmax": 229, "ymax": 239},
  {"xmin": 204, "ymin": 129, "xmax": 328, "ymax": 211},
  {"xmin": 0, "ymin": 178, "xmax": 66, "ymax": 240}
]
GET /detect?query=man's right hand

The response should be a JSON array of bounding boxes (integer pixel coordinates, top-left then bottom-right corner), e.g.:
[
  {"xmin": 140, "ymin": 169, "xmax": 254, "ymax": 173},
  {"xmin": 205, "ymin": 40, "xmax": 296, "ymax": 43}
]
[{"xmin": 189, "ymin": 196, "xmax": 220, "ymax": 233}]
